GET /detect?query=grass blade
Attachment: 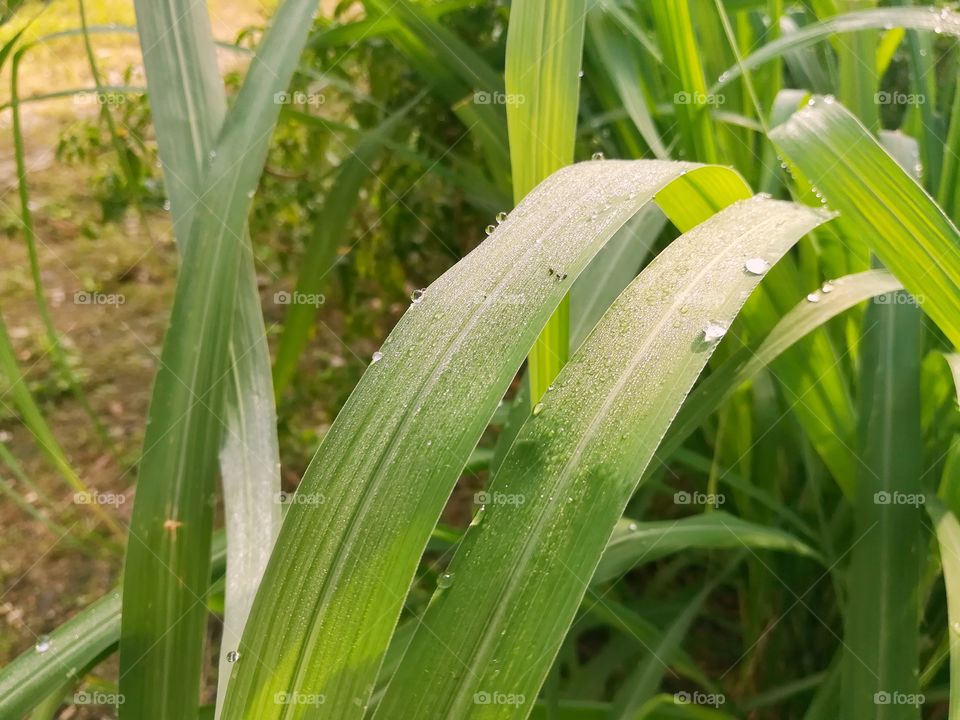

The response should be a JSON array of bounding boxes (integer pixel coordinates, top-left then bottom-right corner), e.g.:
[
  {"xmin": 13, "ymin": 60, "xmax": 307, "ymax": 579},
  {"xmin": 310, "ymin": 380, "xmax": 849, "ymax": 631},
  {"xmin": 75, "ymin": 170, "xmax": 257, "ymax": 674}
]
[
  {"xmin": 841, "ymin": 289, "xmax": 923, "ymax": 720},
  {"xmin": 772, "ymin": 97, "xmax": 960, "ymax": 349},
  {"xmin": 375, "ymin": 195, "xmax": 830, "ymax": 718},
  {"xmin": 222, "ymin": 160, "xmax": 754, "ymax": 718},
  {"xmin": 506, "ymin": 0, "xmax": 587, "ymax": 403},
  {"xmin": 118, "ymin": 0, "xmax": 317, "ymax": 715},
  {"xmin": 662, "ymin": 269, "xmax": 904, "ymax": 473},
  {"xmin": 714, "ymin": 8, "xmax": 960, "ymax": 92},
  {"xmin": 594, "ymin": 513, "xmax": 821, "ymax": 585}
]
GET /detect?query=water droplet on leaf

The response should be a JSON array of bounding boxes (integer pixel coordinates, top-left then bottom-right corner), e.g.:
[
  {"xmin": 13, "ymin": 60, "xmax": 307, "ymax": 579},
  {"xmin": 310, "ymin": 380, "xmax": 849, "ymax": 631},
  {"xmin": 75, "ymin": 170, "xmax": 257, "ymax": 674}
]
[
  {"xmin": 703, "ymin": 322, "xmax": 728, "ymax": 343},
  {"xmin": 744, "ymin": 258, "xmax": 770, "ymax": 275}
]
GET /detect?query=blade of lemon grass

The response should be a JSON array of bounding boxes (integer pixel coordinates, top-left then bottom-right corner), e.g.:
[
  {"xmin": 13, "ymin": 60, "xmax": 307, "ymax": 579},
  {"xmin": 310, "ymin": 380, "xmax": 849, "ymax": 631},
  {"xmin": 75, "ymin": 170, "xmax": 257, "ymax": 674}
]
[
  {"xmin": 929, "ymin": 357, "xmax": 960, "ymax": 718},
  {"xmin": 117, "ymin": 0, "xmax": 317, "ymax": 716},
  {"xmin": 594, "ymin": 514, "xmax": 821, "ymax": 585},
  {"xmin": 929, "ymin": 497, "xmax": 960, "ymax": 720},
  {"xmin": 661, "ymin": 270, "xmax": 904, "ymax": 468},
  {"xmin": 506, "ymin": 0, "xmax": 587, "ymax": 405},
  {"xmin": 222, "ymin": 161, "xmax": 757, "ymax": 719},
  {"xmin": 8, "ymin": 40, "xmax": 116, "ymax": 456},
  {"xmin": 841, "ymin": 288, "xmax": 923, "ymax": 720},
  {"xmin": 772, "ymin": 97, "xmax": 960, "ymax": 350},
  {"xmin": 939, "ymin": 75, "xmax": 960, "ymax": 222},
  {"xmin": 374, "ymin": 195, "xmax": 832, "ymax": 719},
  {"xmin": 835, "ymin": 0, "xmax": 879, "ymax": 129},
  {"xmin": 124, "ymin": 0, "xmax": 283, "ymax": 716},
  {"xmin": 713, "ymin": 7, "xmax": 960, "ymax": 93},
  {"xmin": 650, "ymin": 0, "xmax": 719, "ymax": 163}
]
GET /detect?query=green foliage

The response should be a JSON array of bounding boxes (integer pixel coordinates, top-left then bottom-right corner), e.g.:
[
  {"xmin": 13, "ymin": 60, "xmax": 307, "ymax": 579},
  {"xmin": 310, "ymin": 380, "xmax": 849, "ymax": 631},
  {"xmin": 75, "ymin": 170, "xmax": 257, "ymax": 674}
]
[{"xmin": 2, "ymin": 1, "xmax": 960, "ymax": 719}]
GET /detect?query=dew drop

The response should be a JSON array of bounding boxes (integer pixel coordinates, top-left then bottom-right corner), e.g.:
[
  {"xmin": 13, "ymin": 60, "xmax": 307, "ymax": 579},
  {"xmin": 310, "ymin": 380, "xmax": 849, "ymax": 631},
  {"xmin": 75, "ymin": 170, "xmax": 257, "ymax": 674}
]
[
  {"xmin": 35, "ymin": 636, "xmax": 51, "ymax": 653},
  {"xmin": 410, "ymin": 288, "xmax": 426, "ymax": 304},
  {"xmin": 437, "ymin": 571, "xmax": 454, "ymax": 589},
  {"xmin": 246, "ymin": 189, "xmax": 255, "ymax": 199},
  {"xmin": 208, "ymin": 150, "xmax": 217, "ymax": 160},
  {"xmin": 226, "ymin": 650, "xmax": 240, "ymax": 663},
  {"xmin": 807, "ymin": 292, "xmax": 821, "ymax": 303},
  {"xmin": 591, "ymin": 151, "xmax": 605, "ymax": 161},
  {"xmin": 821, "ymin": 280, "xmax": 835, "ymax": 294},
  {"xmin": 162, "ymin": 200, "xmax": 172, "ymax": 212},
  {"xmin": 496, "ymin": 211, "xmax": 507, "ymax": 223},
  {"xmin": 703, "ymin": 322, "xmax": 728, "ymax": 343},
  {"xmin": 952, "ymin": 621, "xmax": 960, "ymax": 634},
  {"xmin": 532, "ymin": 402, "xmax": 545, "ymax": 416},
  {"xmin": 718, "ymin": 71, "xmax": 730, "ymax": 84},
  {"xmin": 744, "ymin": 258, "xmax": 770, "ymax": 275},
  {"xmin": 628, "ymin": 522, "xmax": 638, "ymax": 531},
  {"xmin": 485, "ymin": 224, "xmax": 496, "ymax": 235},
  {"xmin": 577, "ymin": 69, "xmax": 585, "ymax": 78},
  {"xmin": 371, "ymin": 351, "xmax": 383, "ymax": 364},
  {"xmin": 822, "ymin": 94, "xmax": 835, "ymax": 104}
]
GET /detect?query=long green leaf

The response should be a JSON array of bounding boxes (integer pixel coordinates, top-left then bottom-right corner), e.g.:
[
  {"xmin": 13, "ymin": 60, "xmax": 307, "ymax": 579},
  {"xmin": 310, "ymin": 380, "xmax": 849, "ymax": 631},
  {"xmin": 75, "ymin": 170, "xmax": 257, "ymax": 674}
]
[
  {"xmin": 713, "ymin": 8, "xmax": 960, "ymax": 92},
  {"xmin": 841, "ymin": 289, "xmax": 923, "ymax": 720},
  {"xmin": 662, "ymin": 269, "xmax": 904, "ymax": 474},
  {"xmin": 506, "ymin": 0, "xmax": 587, "ymax": 404},
  {"xmin": 929, "ymin": 497, "xmax": 960, "ymax": 720},
  {"xmin": 593, "ymin": 513, "xmax": 821, "ymax": 585},
  {"xmin": 223, "ymin": 160, "xmax": 754, "ymax": 718},
  {"xmin": 118, "ymin": 0, "xmax": 317, "ymax": 715},
  {"xmin": 772, "ymin": 97, "xmax": 960, "ymax": 350},
  {"xmin": 375, "ymin": 195, "xmax": 830, "ymax": 719}
]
